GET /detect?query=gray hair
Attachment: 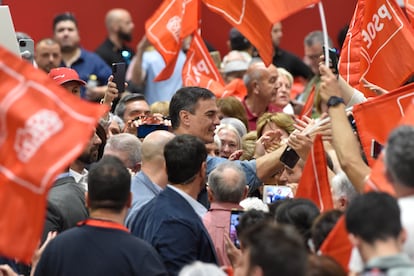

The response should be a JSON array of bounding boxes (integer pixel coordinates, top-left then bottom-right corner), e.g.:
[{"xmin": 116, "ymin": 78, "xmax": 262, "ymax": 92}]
[
  {"xmin": 384, "ymin": 125, "xmax": 414, "ymax": 188},
  {"xmin": 208, "ymin": 161, "xmax": 247, "ymax": 203},
  {"xmin": 304, "ymin": 31, "xmax": 333, "ymax": 48},
  {"xmin": 331, "ymin": 171, "xmax": 358, "ymax": 203},
  {"xmin": 220, "ymin": 117, "xmax": 247, "ymax": 138},
  {"xmin": 215, "ymin": 123, "xmax": 242, "ymax": 150},
  {"xmin": 179, "ymin": 261, "xmax": 226, "ymax": 276},
  {"xmin": 104, "ymin": 133, "xmax": 142, "ymax": 169}
]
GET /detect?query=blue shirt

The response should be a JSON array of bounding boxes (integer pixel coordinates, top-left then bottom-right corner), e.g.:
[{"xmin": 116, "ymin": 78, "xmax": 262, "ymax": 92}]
[
  {"xmin": 206, "ymin": 156, "xmax": 261, "ymax": 192},
  {"xmin": 125, "ymin": 171, "xmax": 162, "ymax": 227},
  {"xmin": 61, "ymin": 48, "xmax": 111, "ymax": 98},
  {"xmin": 138, "ymin": 50, "xmax": 185, "ymax": 104}
]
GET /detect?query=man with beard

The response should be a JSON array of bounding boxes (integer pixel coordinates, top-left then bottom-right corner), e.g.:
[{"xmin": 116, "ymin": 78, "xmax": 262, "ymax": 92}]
[
  {"xmin": 96, "ymin": 9, "xmax": 135, "ymax": 70},
  {"xmin": 69, "ymin": 131, "xmax": 102, "ymax": 191},
  {"xmin": 34, "ymin": 38, "xmax": 62, "ymax": 73},
  {"xmin": 53, "ymin": 12, "xmax": 111, "ymax": 101}
]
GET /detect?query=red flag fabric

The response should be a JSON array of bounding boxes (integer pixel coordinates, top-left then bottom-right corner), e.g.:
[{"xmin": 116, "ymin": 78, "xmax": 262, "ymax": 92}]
[
  {"xmin": 146, "ymin": 0, "xmax": 199, "ymax": 81},
  {"xmin": 298, "ymin": 86, "xmax": 315, "ymax": 119},
  {"xmin": 295, "ymin": 135, "xmax": 334, "ymax": 211},
  {"xmin": 339, "ymin": 0, "xmax": 414, "ymax": 97},
  {"xmin": 255, "ymin": 0, "xmax": 320, "ymax": 23},
  {"xmin": 202, "ymin": 0, "xmax": 274, "ymax": 66},
  {"xmin": 0, "ymin": 46, "xmax": 107, "ymax": 263},
  {"xmin": 364, "ymin": 100, "xmax": 414, "ymax": 193},
  {"xmin": 352, "ymin": 82, "xmax": 414, "ymax": 166},
  {"xmin": 182, "ymin": 32, "xmax": 225, "ymax": 96},
  {"xmin": 319, "ymin": 216, "xmax": 353, "ymax": 272},
  {"xmin": 405, "ymin": 0, "xmax": 414, "ymax": 26}
]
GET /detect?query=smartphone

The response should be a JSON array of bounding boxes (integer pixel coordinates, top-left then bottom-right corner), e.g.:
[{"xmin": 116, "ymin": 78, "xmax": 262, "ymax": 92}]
[
  {"xmin": 229, "ymin": 209, "xmax": 244, "ymax": 249},
  {"xmin": 347, "ymin": 113, "xmax": 357, "ymax": 132},
  {"xmin": 18, "ymin": 38, "xmax": 34, "ymax": 64},
  {"xmin": 137, "ymin": 124, "xmax": 169, "ymax": 139},
  {"xmin": 323, "ymin": 46, "xmax": 339, "ymax": 75},
  {"xmin": 112, "ymin": 62, "xmax": 126, "ymax": 93},
  {"xmin": 263, "ymin": 185, "xmax": 294, "ymax": 204},
  {"xmin": 371, "ymin": 139, "xmax": 383, "ymax": 159},
  {"xmin": 280, "ymin": 146, "xmax": 300, "ymax": 169}
]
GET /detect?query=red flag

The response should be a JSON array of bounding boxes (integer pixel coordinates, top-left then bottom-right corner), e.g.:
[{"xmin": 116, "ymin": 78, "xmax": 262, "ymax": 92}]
[
  {"xmin": 146, "ymin": 0, "xmax": 199, "ymax": 81},
  {"xmin": 364, "ymin": 100, "xmax": 414, "ymax": 193},
  {"xmin": 405, "ymin": 0, "xmax": 414, "ymax": 26},
  {"xmin": 319, "ymin": 216, "xmax": 353, "ymax": 272},
  {"xmin": 352, "ymin": 83, "xmax": 414, "ymax": 165},
  {"xmin": 255, "ymin": 0, "xmax": 320, "ymax": 23},
  {"xmin": 182, "ymin": 32, "xmax": 225, "ymax": 96},
  {"xmin": 295, "ymin": 135, "xmax": 334, "ymax": 211},
  {"xmin": 0, "ymin": 46, "xmax": 107, "ymax": 263},
  {"xmin": 298, "ymin": 86, "xmax": 315, "ymax": 119},
  {"xmin": 339, "ymin": 0, "xmax": 414, "ymax": 97},
  {"xmin": 202, "ymin": 0, "xmax": 274, "ymax": 66}
]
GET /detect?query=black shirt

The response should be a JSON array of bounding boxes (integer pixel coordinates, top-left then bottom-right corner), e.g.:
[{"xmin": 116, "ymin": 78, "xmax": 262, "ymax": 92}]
[
  {"xmin": 95, "ymin": 38, "xmax": 135, "ymax": 69},
  {"xmin": 273, "ymin": 47, "xmax": 314, "ymax": 80}
]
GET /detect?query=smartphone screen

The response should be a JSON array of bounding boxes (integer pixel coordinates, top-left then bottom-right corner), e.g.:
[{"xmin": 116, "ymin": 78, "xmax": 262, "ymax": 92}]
[
  {"xmin": 18, "ymin": 38, "xmax": 34, "ymax": 64},
  {"xmin": 112, "ymin": 62, "xmax": 126, "ymax": 92},
  {"xmin": 371, "ymin": 139, "xmax": 383, "ymax": 159},
  {"xmin": 263, "ymin": 185, "xmax": 294, "ymax": 204},
  {"xmin": 137, "ymin": 124, "xmax": 169, "ymax": 139},
  {"xmin": 280, "ymin": 146, "xmax": 300, "ymax": 169},
  {"xmin": 323, "ymin": 46, "xmax": 339, "ymax": 74},
  {"xmin": 229, "ymin": 210, "xmax": 244, "ymax": 249}
]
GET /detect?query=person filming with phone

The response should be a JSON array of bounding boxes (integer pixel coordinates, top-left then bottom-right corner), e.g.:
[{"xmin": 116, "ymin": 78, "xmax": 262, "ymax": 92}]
[{"xmin": 202, "ymin": 162, "xmax": 248, "ymax": 267}]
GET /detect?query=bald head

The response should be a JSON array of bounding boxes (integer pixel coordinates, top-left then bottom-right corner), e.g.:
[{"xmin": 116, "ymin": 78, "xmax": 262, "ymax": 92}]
[
  {"xmin": 243, "ymin": 61, "xmax": 279, "ymax": 98},
  {"xmin": 208, "ymin": 162, "xmax": 247, "ymax": 203},
  {"xmin": 105, "ymin": 9, "xmax": 132, "ymax": 30},
  {"xmin": 141, "ymin": 130, "xmax": 175, "ymax": 162}
]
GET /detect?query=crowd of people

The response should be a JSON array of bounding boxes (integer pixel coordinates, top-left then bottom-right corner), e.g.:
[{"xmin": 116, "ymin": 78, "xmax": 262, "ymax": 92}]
[{"xmin": 2, "ymin": 7, "xmax": 414, "ymax": 276}]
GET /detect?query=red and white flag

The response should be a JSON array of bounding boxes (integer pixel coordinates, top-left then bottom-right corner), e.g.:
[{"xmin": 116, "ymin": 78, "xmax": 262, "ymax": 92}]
[
  {"xmin": 364, "ymin": 100, "xmax": 414, "ymax": 193},
  {"xmin": 295, "ymin": 135, "xmax": 334, "ymax": 212},
  {"xmin": 339, "ymin": 0, "xmax": 414, "ymax": 97},
  {"xmin": 182, "ymin": 32, "xmax": 225, "ymax": 96},
  {"xmin": 0, "ymin": 46, "xmax": 106, "ymax": 263},
  {"xmin": 405, "ymin": 0, "xmax": 414, "ymax": 26},
  {"xmin": 352, "ymin": 82, "xmax": 414, "ymax": 165},
  {"xmin": 146, "ymin": 0, "xmax": 199, "ymax": 81}
]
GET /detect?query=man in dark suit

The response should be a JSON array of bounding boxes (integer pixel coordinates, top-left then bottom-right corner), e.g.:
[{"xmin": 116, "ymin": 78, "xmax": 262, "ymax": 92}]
[
  {"xmin": 129, "ymin": 135, "xmax": 217, "ymax": 276},
  {"xmin": 41, "ymin": 169, "xmax": 88, "ymax": 242}
]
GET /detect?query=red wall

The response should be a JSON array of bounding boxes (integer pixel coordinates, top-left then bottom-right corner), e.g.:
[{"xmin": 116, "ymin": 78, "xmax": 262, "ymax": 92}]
[{"xmin": 4, "ymin": 0, "xmax": 357, "ymax": 59}]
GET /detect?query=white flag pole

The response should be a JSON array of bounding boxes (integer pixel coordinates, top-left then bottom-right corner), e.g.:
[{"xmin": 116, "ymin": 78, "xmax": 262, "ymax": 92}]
[{"xmin": 318, "ymin": 1, "xmax": 330, "ymax": 68}]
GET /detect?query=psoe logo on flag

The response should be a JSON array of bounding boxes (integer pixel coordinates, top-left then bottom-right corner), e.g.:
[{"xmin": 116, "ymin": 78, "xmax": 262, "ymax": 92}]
[
  {"xmin": 15, "ymin": 109, "xmax": 63, "ymax": 163},
  {"xmin": 167, "ymin": 15, "xmax": 182, "ymax": 42},
  {"xmin": 361, "ymin": 1, "xmax": 402, "ymax": 57},
  {"xmin": 397, "ymin": 91, "xmax": 414, "ymax": 116}
]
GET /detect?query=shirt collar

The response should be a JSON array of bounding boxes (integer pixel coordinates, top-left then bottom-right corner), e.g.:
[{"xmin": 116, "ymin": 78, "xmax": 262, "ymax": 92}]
[{"xmin": 168, "ymin": 185, "xmax": 207, "ymax": 218}]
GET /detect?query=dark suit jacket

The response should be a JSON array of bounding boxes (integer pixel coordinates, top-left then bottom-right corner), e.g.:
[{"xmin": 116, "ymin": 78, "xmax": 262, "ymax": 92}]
[
  {"xmin": 42, "ymin": 176, "xmax": 88, "ymax": 242},
  {"xmin": 129, "ymin": 186, "xmax": 217, "ymax": 276}
]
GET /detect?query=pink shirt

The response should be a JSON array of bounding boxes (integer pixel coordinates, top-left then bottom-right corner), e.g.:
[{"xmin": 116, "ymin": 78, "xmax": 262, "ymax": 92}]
[{"xmin": 202, "ymin": 202, "xmax": 243, "ymax": 266}]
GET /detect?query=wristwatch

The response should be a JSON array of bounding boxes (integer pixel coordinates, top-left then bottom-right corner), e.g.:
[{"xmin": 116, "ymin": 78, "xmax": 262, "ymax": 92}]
[{"xmin": 327, "ymin": 96, "xmax": 345, "ymax": 108}]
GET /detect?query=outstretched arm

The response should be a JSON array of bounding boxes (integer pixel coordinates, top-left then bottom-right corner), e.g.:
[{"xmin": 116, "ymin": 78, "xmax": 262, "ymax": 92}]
[{"xmin": 319, "ymin": 64, "xmax": 370, "ymax": 192}]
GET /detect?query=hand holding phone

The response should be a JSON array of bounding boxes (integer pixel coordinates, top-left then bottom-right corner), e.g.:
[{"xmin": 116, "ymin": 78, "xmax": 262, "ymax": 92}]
[
  {"xmin": 229, "ymin": 210, "xmax": 244, "ymax": 249},
  {"xmin": 112, "ymin": 62, "xmax": 126, "ymax": 93},
  {"xmin": 19, "ymin": 38, "xmax": 34, "ymax": 64},
  {"xmin": 280, "ymin": 146, "xmax": 300, "ymax": 169},
  {"xmin": 323, "ymin": 46, "xmax": 339, "ymax": 75}
]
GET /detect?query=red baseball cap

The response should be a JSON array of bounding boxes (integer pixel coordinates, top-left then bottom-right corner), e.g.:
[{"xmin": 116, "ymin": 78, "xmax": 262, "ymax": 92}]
[{"xmin": 48, "ymin": 67, "xmax": 86, "ymax": 86}]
